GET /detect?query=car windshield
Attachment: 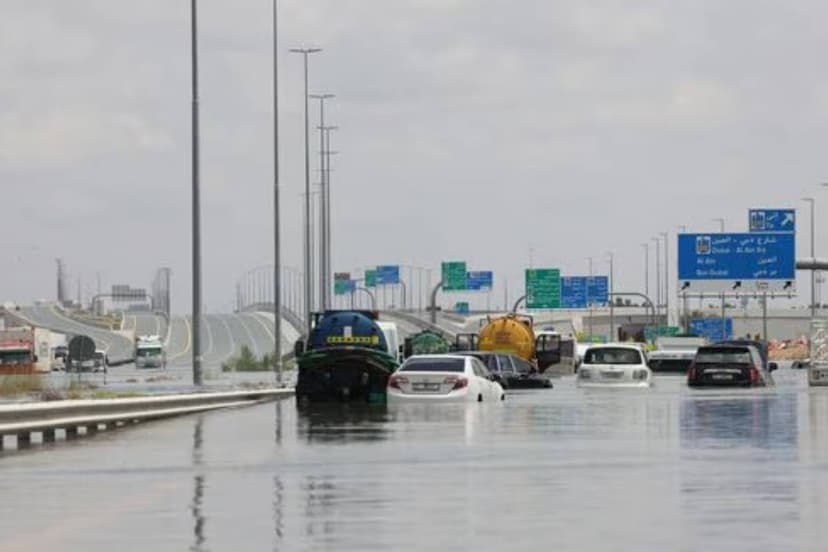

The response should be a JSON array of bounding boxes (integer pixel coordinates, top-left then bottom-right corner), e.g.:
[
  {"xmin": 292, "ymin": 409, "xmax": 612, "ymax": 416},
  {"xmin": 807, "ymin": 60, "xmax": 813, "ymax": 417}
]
[
  {"xmin": 584, "ymin": 347, "xmax": 642, "ymax": 365},
  {"xmin": 401, "ymin": 358, "xmax": 465, "ymax": 372},
  {"xmin": 695, "ymin": 348, "xmax": 752, "ymax": 364}
]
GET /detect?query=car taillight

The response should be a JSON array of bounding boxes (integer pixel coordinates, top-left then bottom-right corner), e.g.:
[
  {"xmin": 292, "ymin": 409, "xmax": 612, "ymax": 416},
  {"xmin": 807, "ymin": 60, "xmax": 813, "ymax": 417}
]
[
  {"xmin": 444, "ymin": 376, "xmax": 468, "ymax": 390},
  {"xmin": 388, "ymin": 375, "xmax": 408, "ymax": 389},
  {"xmin": 687, "ymin": 362, "xmax": 696, "ymax": 382},
  {"xmin": 750, "ymin": 366, "xmax": 760, "ymax": 383}
]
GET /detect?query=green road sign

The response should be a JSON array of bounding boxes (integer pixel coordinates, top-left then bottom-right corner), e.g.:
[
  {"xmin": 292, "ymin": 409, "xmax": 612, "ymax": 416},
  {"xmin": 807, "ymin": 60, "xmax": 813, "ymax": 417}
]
[
  {"xmin": 442, "ymin": 261, "xmax": 467, "ymax": 291},
  {"xmin": 525, "ymin": 268, "xmax": 561, "ymax": 309},
  {"xmin": 644, "ymin": 325, "xmax": 681, "ymax": 342},
  {"xmin": 334, "ymin": 280, "xmax": 350, "ymax": 296},
  {"xmin": 365, "ymin": 269, "xmax": 377, "ymax": 288}
]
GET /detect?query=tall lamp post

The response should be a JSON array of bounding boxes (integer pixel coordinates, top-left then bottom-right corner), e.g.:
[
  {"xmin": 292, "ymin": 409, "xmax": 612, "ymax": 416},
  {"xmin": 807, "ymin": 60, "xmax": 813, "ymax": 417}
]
[
  {"xmin": 607, "ymin": 253, "xmax": 615, "ymax": 341},
  {"xmin": 272, "ymin": 0, "xmax": 283, "ymax": 382},
  {"xmin": 641, "ymin": 243, "xmax": 649, "ymax": 299},
  {"xmin": 803, "ymin": 197, "xmax": 816, "ymax": 319},
  {"xmin": 310, "ymin": 93, "xmax": 334, "ymax": 310},
  {"xmin": 660, "ymin": 231, "xmax": 669, "ymax": 326},
  {"xmin": 190, "ymin": 0, "xmax": 203, "ymax": 385},
  {"xmin": 289, "ymin": 47, "xmax": 322, "ymax": 336},
  {"xmin": 652, "ymin": 237, "xmax": 661, "ymax": 321}
]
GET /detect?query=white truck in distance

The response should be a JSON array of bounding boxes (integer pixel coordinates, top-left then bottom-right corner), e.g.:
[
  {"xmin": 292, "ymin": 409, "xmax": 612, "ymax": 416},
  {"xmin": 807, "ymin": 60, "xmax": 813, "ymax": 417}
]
[
  {"xmin": 648, "ymin": 336, "xmax": 708, "ymax": 374},
  {"xmin": 135, "ymin": 335, "xmax": 166, "ymax": 369}
]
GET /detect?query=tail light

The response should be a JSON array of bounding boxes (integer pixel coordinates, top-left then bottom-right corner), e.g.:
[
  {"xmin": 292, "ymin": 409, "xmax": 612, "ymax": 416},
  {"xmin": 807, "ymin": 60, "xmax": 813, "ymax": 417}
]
[
  {"xmin": 687, "ymin": 362, "xmax": 696, "ymax": 382},
  {"xmin": 750, "ymin": 366, "xmax": 760, "ymax": 384},
  {"xmin": 388, "ymin": 375, "xmax": 408, "ymax": 389},
  {"xmin": 445, "ymin": 376, "xmax": 468, "ymax": 390}
]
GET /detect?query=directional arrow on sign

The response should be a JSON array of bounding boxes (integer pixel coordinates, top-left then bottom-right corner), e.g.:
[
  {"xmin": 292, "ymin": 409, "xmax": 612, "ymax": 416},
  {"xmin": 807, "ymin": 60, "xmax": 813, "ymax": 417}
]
[{"xmin": 782, "ymin": 213, "xmax": 794, "ymax": 227}]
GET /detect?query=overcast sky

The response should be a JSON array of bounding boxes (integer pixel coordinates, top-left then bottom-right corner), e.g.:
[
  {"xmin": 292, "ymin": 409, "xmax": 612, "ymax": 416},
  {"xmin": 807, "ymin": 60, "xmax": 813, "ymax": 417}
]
[{"xmin": 2, "ymin": 0, "xmax": 827, "ymax": 313}]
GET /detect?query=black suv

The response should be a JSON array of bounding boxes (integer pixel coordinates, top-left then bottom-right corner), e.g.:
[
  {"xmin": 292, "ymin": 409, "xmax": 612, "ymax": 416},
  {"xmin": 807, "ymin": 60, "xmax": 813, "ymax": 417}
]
[
  {"xmin": 687, "ymin": 340, "xmax": 777, "ymax": 388},
  {"xmin": 453, "ymin": 351, "xmax": 553, "ymax": 389}
]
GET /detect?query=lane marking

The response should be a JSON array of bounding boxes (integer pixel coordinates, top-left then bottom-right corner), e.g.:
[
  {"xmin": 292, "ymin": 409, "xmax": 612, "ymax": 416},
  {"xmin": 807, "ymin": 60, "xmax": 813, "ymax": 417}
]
[
  {"xmin": 234, "ymin": 314, "xmax": 261, "ymax": 357},
  {"xmin": 167, "ymin": 316, "xmax": 192, "ymax": 362},
  {"xmin": 217, "ymin": 315, "xmax": 238, "ymax": 365}
]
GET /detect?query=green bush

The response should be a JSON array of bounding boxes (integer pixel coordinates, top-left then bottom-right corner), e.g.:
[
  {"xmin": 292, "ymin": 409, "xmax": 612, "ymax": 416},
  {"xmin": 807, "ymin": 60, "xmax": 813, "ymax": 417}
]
[{"xmin": 222, "ymin": 346, "xmax": 285, "ymax": 372}]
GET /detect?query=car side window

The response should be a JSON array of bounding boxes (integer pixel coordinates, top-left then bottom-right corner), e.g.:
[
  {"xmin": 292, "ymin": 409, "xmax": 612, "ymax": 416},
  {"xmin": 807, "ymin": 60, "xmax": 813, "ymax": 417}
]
[
  {"xmin": 498, "ymin": 355, "xmax": 515, "ymax": 373},
  {"xmin": 473, "ymin": 359, "xmax": 490, "ymax": 378}
]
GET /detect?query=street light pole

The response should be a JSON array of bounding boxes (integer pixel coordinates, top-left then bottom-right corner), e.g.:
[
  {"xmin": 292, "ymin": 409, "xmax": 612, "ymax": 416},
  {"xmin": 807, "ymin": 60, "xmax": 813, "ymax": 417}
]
[
  {"xmin": 321, "ymin": 125, "xmax": 338, "ymax": 312},
  {"xmin": 310, "ymin": 94, "xmax": 334, "ymax": 310},
  {"xmin": 271, "ymin": 0, "xmax": 283, "ymax": 383},
  {"xmin": 652, "ymin": 237, "xmax": 661, "ymax": 321},
  {"xmin": 661, "ymin": 231, "xmax": 669, "ymax": 326},
  {"xmin": 587, "ymin": 257, "xmax": 593, "ymax": 340},
  {"xmin": 607, "ymin": 253, "xmax": 615, "ymax": 341},
  {"xmin": 641, "ymin": 243, "xmax": 649, "ymax": 300},
  {"xmin": 190, "ymin": 0, "xmax": 203, "ymax": 386},
  {"xmin": 803, "ymin": 197, "xmax": 816, "ymax": 319},
  {"xmin": 289, "ymin": 47, "xmax": 322, "ymax": 336}
]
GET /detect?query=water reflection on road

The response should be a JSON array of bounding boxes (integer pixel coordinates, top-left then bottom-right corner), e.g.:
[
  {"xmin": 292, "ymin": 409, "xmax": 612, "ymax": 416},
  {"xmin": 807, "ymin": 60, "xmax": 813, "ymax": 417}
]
[{"xmin": 3, "ymin": 371, "xmax": 828, "ymax": 550}]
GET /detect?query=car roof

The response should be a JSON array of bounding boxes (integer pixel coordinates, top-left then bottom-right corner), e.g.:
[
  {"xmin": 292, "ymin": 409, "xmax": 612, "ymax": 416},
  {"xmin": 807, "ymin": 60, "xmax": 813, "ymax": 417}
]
[
  {"xmin": 585, "ymin": 343, "xmax": 643, "ymax": 351},
  {"xmin": 404, "ymin": 354, "xmax": 469, "ymax": 361}
]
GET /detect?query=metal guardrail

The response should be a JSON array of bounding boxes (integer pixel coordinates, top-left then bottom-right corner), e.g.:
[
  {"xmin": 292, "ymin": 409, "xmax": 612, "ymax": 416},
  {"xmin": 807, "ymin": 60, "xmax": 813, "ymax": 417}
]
[{"xmin": 0, "ymin": 388, "xmax": 294, "ymax": 449}]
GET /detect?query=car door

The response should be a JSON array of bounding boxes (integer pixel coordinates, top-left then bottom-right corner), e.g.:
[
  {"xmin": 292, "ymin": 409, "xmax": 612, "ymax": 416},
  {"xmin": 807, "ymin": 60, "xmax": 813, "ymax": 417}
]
[
  {"xmin": 470, "ymin": 359, "xmax": 493, "ymax": 400},
  {"xmin": 497, "ymin": 355, "xmax": 516, "ymax": 385},
  {"xmin": 477, "ymin": 359, "xmax": 500, "ymax": 400}
]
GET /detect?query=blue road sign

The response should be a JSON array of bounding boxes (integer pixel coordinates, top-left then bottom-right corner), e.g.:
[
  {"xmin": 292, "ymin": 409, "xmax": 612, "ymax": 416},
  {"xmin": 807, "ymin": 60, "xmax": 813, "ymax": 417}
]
[
  {"xmin": 690, "ymin": 318, "xmax": 733, "ymax": 341},
  {"xmin": 466, "ymin": 271, "xmax": 494, "ymax": 291},
  {"xmin": 677, "ymin": 233, "xmax": 796, "ymax": 293},
  {"xmin": 560, "ymin": 276, "xmax": 609, "ymax": 308},
  {"xmin": 749, "ymin": 209, "xmax": 795, "ymax": 233},
  {"xmin": 561, "ymin": 277, "xmax": 588, "ymax": 308},
  {"xmin": 587, "ymin": 276, "xmax": 609, "ymax": 306},
  {"xmin": 376, "ymin": 265, "xmax": 400, "ymax": 285}
]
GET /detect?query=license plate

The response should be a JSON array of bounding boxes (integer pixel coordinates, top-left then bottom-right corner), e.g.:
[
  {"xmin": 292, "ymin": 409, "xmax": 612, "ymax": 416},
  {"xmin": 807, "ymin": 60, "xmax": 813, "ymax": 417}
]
[
  {"xmin": 412, "ymin": 383, "xmax": 441, "ymax": 391},
  {"xmin": 712, "ymin": 374, "xmax": 733, "ymax": 380},
  {"xmin": 601, "ymin": 371, "xmax": 623, "ymax": 379}
]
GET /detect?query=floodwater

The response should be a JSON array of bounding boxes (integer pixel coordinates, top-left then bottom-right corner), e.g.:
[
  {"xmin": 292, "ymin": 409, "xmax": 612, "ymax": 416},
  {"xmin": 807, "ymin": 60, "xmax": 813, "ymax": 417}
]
[{"xmin": 2, "ymin": 369, "xmax": 828, "ymax": 551}]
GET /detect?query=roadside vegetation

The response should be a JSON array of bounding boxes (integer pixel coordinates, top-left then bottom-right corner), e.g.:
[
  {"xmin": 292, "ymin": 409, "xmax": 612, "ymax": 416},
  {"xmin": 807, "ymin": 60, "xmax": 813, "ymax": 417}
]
[
  {"xmin": 0, "ymin": 376, "xmax": 145, "ymax": 401},
  {"xmin": 221, "ymin": 346, "xmax": 293, "ymax": 373}
]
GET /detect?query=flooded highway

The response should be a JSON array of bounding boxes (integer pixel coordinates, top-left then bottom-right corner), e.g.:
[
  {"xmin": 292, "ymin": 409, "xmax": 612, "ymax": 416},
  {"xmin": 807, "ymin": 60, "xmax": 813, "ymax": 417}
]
[{"xmin": 1, "ymin": 368, "xmax": 827, "ymax": 551}]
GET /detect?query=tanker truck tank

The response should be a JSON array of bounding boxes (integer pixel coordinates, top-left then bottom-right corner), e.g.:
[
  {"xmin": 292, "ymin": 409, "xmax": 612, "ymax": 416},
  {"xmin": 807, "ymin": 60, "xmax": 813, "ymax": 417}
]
[
  {"xmin": 295, "ymin": 310, "xmax": 400, "ymax": 404},
  {"xmin": 478, "ymin": 314, "xmax": 537, "ymax": 365}
]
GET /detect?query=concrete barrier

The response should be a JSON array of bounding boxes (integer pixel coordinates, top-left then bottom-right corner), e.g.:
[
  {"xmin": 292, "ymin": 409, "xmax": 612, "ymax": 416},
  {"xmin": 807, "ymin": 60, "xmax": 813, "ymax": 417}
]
[{"xmin": 0, "ymin": 388, "xmax": 293, "ymax": 449}]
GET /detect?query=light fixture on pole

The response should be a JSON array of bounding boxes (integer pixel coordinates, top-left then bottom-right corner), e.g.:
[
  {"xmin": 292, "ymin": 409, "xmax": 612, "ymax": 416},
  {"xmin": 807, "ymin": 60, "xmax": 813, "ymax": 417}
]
[{"xmin": 289, "ymin": 47, "xmax": 322, "ymax": 336}]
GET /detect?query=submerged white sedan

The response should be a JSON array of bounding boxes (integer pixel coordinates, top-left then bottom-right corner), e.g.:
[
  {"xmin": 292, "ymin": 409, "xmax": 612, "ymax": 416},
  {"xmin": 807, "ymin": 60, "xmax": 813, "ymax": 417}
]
[
  {"xmin": 387, "ymin": 355, "xmax": 505, "ymax": 403},
  {"xmin": 576, "ymin": 344, "xmax": 653, "ymax": 389}
]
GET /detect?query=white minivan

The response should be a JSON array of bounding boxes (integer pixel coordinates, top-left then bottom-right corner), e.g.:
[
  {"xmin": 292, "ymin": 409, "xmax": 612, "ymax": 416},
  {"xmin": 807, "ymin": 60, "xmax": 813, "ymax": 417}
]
[{"xmin": 377, "ymin": 321, "xmax": 403, "ymax": 363}]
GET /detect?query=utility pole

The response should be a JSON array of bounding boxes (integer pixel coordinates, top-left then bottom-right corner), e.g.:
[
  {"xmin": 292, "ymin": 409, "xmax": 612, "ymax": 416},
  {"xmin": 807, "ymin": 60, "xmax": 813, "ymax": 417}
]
[
  {"xmin": 272, "ymin": 0, "xmax": 283, "ymax": 382},
  {"xmin": 803, "ymin": 197, "xmax": 816, "ymax": 319},
  {"xmin": 661, "ymin": 231, "xmax": 669, "ymax": 326},
  {"xmin": 652, "ymin": 237, "xmax": 661, "ymax": 321},
  {"xmin": 321, "ymin": 124, "xmax": 338, "ymax": 311},
  {"xmin": 190, "ymin": 0, "xmax": 203, "ymax": 385},
  {"xmin": 289, "ymin": 47, "xmax": 322, "ymax": 336},
  {"xmin": 310, "ymin": 94, "xmax": 334, "ymax": 309},
  {"xmin": 641, "ymin": 243, "xmax": 649, "ymax": 299}
]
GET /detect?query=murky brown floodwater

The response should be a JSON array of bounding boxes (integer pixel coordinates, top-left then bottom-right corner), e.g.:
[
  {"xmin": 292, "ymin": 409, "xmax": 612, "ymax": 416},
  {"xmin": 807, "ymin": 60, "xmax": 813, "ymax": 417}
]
[{"xmin": 1, "ymin": 368, "xmax": 827, "ymax": 551}]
